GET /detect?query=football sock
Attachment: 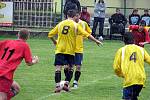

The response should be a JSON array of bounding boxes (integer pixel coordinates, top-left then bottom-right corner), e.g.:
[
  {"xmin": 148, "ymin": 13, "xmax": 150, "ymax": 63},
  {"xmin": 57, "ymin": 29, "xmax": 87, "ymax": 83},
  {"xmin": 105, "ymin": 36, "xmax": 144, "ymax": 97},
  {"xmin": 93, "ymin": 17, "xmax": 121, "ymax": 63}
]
[
  {"xmin": 55, "ymin": 71, "xmax": 61, "ymax": 84},
  {"xmin": 7, "ymin": 87, "xmax": 19, "ymax": 99},
  {"xmin": 68, "ymin": 70, "xmax": 74, "ymax": 82},
  {"xmin": 64, "ymin": 68, "xmax": 69, "ymax": 80},
  {"xmin": 74, "ymin": 71, "xmax": 81, "ymax": 82}
]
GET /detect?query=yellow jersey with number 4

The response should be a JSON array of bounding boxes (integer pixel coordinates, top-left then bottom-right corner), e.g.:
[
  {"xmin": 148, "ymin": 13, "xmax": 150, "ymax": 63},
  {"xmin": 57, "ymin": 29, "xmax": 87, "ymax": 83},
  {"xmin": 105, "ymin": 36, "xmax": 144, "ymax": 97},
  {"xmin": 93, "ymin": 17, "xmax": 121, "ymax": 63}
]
[
  {"xmin": 75, "ymin": 20, "xmax": 92, "ymax": 53},
  {"xmin": 48, "ymin": 19, "xmax": 90, "ymax": 55},
  {"xmin": 113, "ymin": 44, "xmax": 150, "ymax": 87}
]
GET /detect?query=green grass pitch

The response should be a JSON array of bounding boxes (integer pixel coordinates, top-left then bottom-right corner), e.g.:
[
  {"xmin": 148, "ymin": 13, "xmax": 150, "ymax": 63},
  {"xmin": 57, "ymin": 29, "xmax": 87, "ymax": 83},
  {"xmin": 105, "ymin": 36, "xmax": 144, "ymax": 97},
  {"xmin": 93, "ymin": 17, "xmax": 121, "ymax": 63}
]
[{"xmin": 1, "ymin": 36, "xmax": 150, "ymax": 100}]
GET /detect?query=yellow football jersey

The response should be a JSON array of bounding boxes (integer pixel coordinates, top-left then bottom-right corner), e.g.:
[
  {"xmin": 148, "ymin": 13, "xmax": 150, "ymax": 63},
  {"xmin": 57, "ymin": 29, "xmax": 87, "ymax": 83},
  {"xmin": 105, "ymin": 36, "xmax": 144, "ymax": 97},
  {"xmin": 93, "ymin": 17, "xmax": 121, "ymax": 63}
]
[
  {"xmin": 145, "ymin": 26, "xmax": 150, "ymax": 32},
  {"xmin": 48, "ymin": 19, "xmax": 90, "ymax": 55},
  {"xmin": 75, "ymin": 20, "xmax": 92, "ymax": 53},
  {"xmin": 113, "ymin": 44, "xmax": 150, "ymax": 87}
]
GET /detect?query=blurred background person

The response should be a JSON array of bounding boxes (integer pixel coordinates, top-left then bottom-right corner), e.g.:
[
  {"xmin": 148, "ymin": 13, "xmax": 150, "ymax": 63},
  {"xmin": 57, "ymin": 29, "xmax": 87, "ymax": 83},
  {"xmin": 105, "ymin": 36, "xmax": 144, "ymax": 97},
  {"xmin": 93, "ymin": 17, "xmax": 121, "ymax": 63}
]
[
  {"xmin": 129, "ymin": 9, "xmax": 141, "ymax": 25},
  {"xmin": 92, "ymin": 0, "xmax": 106, "ymax": 40},
  {"xmin": 141, "ymin": 9, "xmax": 150, "ymax": 26},
  {"xmin": 129, "ymin": 20, "xmax": 150, "ymax": 47},
  {"xmin": 80, "ymin": 6, "xmax": 90, "ymax": 25},
  {"xmin": 109, "ymin": 8, "xmax": 127, "ymax": 39}
]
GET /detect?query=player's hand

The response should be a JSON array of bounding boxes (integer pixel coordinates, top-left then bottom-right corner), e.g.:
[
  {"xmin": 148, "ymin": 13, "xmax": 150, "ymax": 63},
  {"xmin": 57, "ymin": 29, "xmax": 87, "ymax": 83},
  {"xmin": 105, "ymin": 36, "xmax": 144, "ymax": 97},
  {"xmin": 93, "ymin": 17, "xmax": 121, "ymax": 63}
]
[
  {"xmin": 32, "ymin": 56, "xmax": 39, "ymax": 64},
  {"xmin": 96, "ymin": 40, "xmax": 103, "ymax": 46},
  {"xmin": 139, "ymin": 42, "xmax": 149, "ymax": 46},
  {"xmin": 53, "ymin": 40, "xmax": 57, "ymax": 46},
  {"xmin": 11, "ymin": 81, "xmax": 20, "ymax": 93},
  {"xmin": 139, "ymin": 42, "xmax": 145, "ymax": 46}
]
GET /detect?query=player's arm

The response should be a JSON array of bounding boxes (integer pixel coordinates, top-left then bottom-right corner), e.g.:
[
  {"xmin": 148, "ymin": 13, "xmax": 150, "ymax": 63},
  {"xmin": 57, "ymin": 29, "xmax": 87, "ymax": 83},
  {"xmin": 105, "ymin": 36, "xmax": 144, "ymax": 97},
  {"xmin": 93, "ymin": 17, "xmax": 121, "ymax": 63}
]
[
  {"xmin": 85, "ymin": 22, "xmax": 92, "ymax": 34},
  {"xmin": 48, "ymin": 24, "xmax": 58, "ymax": 38},
  {"xmin": 48, "ymin": 24, "xmax": 59, "ymax": 45},
  {"xmin": 113, "ymin": 49, "xmax": 124, "ymax": 78},
  {"xmin": 24, "ymin": 44, "xmax": 39, "ymax": 66},
  {"xmin": 129, "ymin": 25, "xmax": 138, "ymax": 31},
  {"xmin": 139, "ymin": 29, "xmax": 150, "ymax": 46},
  {"xmin": 77, "ymin": 25, "xmax": 102, "ymax": 45},
  {"xmin": 83, "ymin": 22, "xmax": 92, "ymax": 39}
]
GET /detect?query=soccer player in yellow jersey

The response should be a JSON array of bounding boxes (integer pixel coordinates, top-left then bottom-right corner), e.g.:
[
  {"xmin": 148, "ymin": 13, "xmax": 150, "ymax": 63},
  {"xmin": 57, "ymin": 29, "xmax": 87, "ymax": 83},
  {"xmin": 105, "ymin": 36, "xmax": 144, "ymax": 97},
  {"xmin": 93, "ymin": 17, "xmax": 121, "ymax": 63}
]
[
  {"xmin": 113, "ymin": 32, "xmax": 150, "ymax": 100},
  {"xmin": 71, "ymin": 12, "xmax": 92, "ymax": 88},
  {"xmin": 48, "ymin": 10, "xmax": 102, "ymax": 93}
]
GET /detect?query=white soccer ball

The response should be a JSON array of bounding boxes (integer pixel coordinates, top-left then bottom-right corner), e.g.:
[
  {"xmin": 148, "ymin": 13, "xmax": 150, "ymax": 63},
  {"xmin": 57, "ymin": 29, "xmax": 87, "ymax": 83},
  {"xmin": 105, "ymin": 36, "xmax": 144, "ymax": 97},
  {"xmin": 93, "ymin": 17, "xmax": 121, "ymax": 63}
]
[{"xmin": 60, "ymin": 81, "xmax": 66, "ymax": 89}]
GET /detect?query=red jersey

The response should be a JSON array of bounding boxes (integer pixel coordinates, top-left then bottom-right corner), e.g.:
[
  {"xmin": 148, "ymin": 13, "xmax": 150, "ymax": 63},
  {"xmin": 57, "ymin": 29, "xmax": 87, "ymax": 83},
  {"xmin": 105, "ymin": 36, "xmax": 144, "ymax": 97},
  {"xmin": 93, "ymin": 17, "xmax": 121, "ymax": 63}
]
[
  {"xmin": 129, "ymin": 25, "xmax": 150, "ymax": 47},
  {"xmin": 0, "ymin": 39, "xmax": 32, "ymax": 80}
]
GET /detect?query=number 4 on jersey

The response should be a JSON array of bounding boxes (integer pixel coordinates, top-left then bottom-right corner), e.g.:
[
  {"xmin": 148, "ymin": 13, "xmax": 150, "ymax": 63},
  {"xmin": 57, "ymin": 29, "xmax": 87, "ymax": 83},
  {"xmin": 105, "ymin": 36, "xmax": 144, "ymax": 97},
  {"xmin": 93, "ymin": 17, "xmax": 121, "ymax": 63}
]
[{"xmin": 130, "ymin": 52, "xmax": 136, "ymax": 62}]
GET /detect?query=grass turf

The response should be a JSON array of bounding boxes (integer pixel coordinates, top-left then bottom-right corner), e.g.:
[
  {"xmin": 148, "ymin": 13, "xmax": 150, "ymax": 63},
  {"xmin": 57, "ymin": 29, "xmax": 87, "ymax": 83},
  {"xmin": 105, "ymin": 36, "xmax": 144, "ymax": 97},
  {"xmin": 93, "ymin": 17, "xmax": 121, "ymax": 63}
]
[{"xmin": 0, "ymin": 37, "xmax": 150, "ymax": 100}]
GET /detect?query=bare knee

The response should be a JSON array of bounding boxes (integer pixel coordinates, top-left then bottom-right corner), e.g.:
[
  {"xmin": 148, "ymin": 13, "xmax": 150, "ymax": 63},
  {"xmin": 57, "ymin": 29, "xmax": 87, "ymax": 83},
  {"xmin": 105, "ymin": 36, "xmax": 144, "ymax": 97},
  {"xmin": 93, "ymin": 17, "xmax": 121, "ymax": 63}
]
[
  {"xmin": 76, "ymin": 65, "xmax": 81, "ymax": 71},
  {"xmin": 0, "ymin": 92, "xmax": 7, "ymax": 100},
  {"xmin": 55, "ymin": 65, "xmax": 62, "ymax": 71}
]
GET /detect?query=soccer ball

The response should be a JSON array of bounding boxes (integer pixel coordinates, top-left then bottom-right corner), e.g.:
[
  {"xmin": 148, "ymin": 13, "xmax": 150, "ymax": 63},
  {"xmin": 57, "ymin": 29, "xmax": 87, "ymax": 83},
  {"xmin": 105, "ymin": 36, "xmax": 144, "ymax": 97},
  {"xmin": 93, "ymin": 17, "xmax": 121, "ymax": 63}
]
[
  {"xmin": 60, "ymin": 81, "xmax": 70, "ymax": 92},
  {"xmin": 60, "ymin": 81, "xmax": 67, "ymax": 89}
]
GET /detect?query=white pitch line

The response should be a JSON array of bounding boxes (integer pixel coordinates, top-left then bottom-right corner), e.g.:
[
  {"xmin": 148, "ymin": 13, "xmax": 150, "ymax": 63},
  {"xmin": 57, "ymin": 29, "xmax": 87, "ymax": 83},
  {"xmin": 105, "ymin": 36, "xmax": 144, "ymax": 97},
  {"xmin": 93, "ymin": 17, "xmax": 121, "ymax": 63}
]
[
  {"xmin": 36, "ymin": 93, "xmax": 58, "ymax": 100},
  {"xmin": 36, "ymin": 74, "xmax": 116, "ymax": 100}
]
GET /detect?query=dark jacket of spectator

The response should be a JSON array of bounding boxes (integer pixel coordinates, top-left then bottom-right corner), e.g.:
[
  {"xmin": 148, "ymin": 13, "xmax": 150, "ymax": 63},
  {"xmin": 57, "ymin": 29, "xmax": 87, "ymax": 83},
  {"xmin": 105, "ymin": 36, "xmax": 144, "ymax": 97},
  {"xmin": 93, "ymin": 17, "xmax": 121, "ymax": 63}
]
[
  {"xmin": 129, "ymin": 9, "xmax": 140, "ymax": 25},
  {"xmin": 109, "ymin": 13, "xmax": 127, "ymax": 25},
  {"xmin": 80, "ymin": 6, "xmax": 90, "ymax": 24},
  {"xmin": 109, "ymin": 8, "xmax": 127, "ymax": 37},
  {"xmin": 63, "ymin": 0, "xmax": 81, "ymax": 18}
]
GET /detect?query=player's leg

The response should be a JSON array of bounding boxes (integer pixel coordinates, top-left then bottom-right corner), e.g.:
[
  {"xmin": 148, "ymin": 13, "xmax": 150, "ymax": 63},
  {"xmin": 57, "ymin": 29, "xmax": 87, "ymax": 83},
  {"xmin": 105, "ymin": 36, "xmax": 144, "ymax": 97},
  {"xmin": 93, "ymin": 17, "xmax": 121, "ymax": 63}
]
[
  {"xmin": 63, "ymin": 54, "xmax": 75, "ymax": 92},
  {"xmin": 122, "ymin": 85, "xmax": 143, "ymax": 100},
  {"xmin": 92, "ymin": 17, "xmax": 99, "ymax": 38},
  {"xmin": 131, "ymin": 85, "xmax": 143, "ymax": 100},
  {"xmin": 122, "ymin": 85, "xmax": 132, "ymax": 100},
  {"xmin": 54, "ymin": 65, "xmax": 62, "ymax": 93},
  {"xmin": 0, "ymin": 92, "xmax": 7, "ymax": 100},
  {"xmin": 98, "ymin": 18, "xmax": 105, "ymax": 40},
  {"xmin": 64, "ymin": 54, "xmax": 74, "ymax": 83},
  {"xmin": 0, "ymin": 77, "xmax": 13, "ymax": 100},
  {"xmin": 73, "ymin": 53, "xmax": 83, "ymax": 88},
  {"xmin": 7, "ymin": 81, "xmax": 20, "ymax": 99},
  {"xmin": 54, "ymin": 54, "xmax": 64, "ymax": 93}
]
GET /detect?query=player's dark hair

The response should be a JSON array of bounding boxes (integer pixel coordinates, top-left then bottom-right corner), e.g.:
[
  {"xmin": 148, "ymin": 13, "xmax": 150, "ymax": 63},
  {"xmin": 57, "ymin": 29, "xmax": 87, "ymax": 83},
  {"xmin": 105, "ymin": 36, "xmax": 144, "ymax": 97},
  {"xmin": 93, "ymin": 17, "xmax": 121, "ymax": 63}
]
[
  {"xmin": 139, "ymin": 20, "xmax": 146, "ymax": 26},
  {"xmin": 18, "ymin": 29, "xmax": 30, "ymax": 40},
  {"xmin": 132, "ymin": 8, "xmax": 138, "ymax": 13},
  {"xmin": 98, "ymin": 0, "xmax": 104, "ymax": 3},
  {"xmin": 144, "ymin": 9, "xmax": 149, "ymax": 12},
  {"xmin": 123, "ymin": 32, "xmax": 134, "ymax": 45},
  {"xmin": 67, "ymin": 10, "xmax": 77, "ymax": 18}
]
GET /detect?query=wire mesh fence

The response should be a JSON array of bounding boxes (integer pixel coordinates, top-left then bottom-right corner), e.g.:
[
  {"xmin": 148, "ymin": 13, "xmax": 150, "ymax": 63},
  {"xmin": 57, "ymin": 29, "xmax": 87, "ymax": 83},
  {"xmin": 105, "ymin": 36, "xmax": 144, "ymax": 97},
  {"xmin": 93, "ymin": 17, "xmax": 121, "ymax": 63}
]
[{"xmin": 1, "ymin": 0, "xmax": 58, "ymax": 30}]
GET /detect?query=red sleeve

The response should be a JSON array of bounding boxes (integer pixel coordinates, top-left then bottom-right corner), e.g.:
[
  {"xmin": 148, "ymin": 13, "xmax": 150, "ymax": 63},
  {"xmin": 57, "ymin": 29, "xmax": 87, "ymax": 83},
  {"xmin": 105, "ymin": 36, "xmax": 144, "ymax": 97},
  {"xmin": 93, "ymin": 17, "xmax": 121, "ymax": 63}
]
[
  {"xmin": 144, "ymin": 28, "xmax": 150, "ymax": 42},
  {"xmin": 129, "ymin": 25, "xmax": 139, "ymax": 30},
  {"xmin": 24, "ymin": 43, "xmax": 32, "ymax": 63}
]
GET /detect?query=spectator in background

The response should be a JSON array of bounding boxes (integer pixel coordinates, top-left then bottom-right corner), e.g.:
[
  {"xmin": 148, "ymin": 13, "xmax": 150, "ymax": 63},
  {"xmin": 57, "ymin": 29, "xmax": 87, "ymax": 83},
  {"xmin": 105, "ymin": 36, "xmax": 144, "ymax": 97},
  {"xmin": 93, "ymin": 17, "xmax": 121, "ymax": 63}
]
[
  {"xmin": 80, "ymin": 6, "xmax": 90, "ymax": 25},
  {"xmin": 129, "ymin": 9, "xmax": 141, "ymax": 25},
  {"xmin": 109, "ymin": 8, "xmax": 127, "ymax": 39},
  {"xmin": 141, "ymin": 9, "xmax": 150, "ymax": 26},
  {"xmin": 129, "ymin": 20, "xmax": 150, "ymax": 47},
  {"xmin": 92, "ymin": 0, "xmax": 106, "ymax": 40},
  {"xmin": 63, "ymin": 0, "xmax": 81, "ymax": 19}
]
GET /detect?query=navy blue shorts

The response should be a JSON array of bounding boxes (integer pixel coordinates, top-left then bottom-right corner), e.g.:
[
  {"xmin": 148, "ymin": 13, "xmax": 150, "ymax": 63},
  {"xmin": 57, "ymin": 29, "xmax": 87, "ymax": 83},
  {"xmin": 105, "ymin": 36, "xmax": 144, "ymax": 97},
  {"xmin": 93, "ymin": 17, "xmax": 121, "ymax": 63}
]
[
  {"xmin": 74, "ymin": 53, "xmax": 83, "ymax": 65},
  {"xmin": 122, "ymin": 85, "xmax": 143, "ymax": 100},
  {"xmin": 54, "ymin": 53, "xmax": 74, "ymax": 67}
]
